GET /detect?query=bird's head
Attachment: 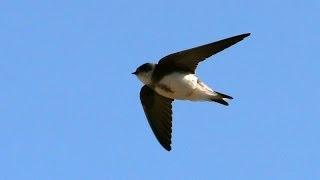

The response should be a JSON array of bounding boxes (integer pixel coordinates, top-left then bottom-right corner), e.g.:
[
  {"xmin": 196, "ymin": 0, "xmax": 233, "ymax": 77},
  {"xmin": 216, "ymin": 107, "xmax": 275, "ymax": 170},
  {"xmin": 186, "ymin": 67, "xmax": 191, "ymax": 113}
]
[{"xmin": 132, "ymin": 63, "xmax": 155, "ymax": 85}]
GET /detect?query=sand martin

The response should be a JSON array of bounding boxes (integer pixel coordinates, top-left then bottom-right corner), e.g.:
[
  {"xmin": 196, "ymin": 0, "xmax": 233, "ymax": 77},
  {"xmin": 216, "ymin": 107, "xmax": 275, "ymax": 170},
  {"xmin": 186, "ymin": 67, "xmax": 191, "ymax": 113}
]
[{"xmin": 133, "ymin": 33, "xmax": 250, "ymax": 151}]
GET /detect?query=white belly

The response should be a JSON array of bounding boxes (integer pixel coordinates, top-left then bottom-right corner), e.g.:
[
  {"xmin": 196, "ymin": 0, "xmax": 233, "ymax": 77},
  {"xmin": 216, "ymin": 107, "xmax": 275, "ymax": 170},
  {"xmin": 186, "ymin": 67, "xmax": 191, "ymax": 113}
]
[{"xmin": 155, "ymin": 73, "xmax": 215, "ymax": 101}]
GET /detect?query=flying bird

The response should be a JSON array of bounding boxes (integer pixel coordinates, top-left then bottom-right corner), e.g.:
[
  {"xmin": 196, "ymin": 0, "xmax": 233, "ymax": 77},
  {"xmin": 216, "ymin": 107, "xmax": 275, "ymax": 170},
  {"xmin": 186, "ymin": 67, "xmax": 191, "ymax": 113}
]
[{"xmin": 133, "ymin": 33, "xmax": 250, "ymax": 151}]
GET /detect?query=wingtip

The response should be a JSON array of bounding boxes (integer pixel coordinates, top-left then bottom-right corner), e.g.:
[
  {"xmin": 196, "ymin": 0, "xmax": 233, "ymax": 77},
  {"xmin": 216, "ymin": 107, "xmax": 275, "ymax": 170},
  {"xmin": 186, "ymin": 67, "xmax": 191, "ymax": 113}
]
[
  {"xmin": 231, "ymin": 33, "xmax": 251, "ymax": 41},
  {"xmin": 163, "ymin": 145, "xmax": 172, "ymax": 151},
  {"xmin": 242, "ymin": 32, "xmax": 251, "ymax": 37}
]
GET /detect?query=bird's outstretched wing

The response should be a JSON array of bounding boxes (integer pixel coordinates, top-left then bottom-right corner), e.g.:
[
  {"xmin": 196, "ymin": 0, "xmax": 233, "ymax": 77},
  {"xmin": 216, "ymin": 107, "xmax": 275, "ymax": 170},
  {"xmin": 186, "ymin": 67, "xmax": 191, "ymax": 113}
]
[
  {"xmin": 140, "ymin": 85, "xmax": 174, "ymax": 151},
  {"xmin": 156, "ymin": 33, "xmax": 250, "ymax": 74}
]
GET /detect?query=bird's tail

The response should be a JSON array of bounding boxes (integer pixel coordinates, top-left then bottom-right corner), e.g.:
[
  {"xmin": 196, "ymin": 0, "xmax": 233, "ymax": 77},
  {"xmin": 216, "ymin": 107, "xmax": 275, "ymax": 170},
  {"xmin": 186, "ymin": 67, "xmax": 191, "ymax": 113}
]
[{"xmin": 210, "ymin": 91, "xmax": 233, "ymax": 106}]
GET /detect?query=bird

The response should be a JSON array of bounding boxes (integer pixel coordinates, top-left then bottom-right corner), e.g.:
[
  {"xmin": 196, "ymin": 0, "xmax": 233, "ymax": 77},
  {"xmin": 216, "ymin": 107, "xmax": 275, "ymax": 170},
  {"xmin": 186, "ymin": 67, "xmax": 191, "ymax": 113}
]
[{"xmin": 132, "ymin": 33, "xmax": 250, "ymax": 151}]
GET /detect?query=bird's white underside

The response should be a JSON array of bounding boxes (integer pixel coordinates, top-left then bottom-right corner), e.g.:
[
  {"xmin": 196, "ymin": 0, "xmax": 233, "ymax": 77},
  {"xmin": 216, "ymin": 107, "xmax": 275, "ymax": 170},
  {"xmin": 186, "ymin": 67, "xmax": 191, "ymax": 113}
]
[
  {"xmin": 155, "ymin": 73, "xmax": 217, "ymax": 101},
  {"xmin": 137, "ymin": 70, "xmax": 219, "ymax": 101}
]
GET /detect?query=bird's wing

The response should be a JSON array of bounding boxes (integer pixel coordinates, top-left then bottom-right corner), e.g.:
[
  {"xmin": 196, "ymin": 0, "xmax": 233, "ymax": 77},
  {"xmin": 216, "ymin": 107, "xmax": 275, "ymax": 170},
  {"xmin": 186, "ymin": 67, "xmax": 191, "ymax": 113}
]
[
  {"xmin": 140, "ymin": 85, "xmax": 174, "ymax": 151},
  {"xmin": 157, "ymin": 33, "xmax": 250, "ymax": 74}
]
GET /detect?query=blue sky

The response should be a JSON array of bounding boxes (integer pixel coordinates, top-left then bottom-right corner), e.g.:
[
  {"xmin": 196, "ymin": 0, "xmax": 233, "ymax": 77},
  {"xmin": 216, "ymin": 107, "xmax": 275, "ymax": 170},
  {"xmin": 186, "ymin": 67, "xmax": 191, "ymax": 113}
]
[{"xmin": 1, "ymin": 0, "xmax": 319, "ymax": 179}]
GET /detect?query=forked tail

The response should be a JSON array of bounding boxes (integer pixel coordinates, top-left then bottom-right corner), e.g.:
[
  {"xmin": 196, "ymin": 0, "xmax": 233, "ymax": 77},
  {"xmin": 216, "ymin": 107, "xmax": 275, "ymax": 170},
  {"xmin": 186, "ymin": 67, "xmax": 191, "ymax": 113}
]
[{"xmin": 210, "ymin": 91, "xmax": 233, "ymax": 106}]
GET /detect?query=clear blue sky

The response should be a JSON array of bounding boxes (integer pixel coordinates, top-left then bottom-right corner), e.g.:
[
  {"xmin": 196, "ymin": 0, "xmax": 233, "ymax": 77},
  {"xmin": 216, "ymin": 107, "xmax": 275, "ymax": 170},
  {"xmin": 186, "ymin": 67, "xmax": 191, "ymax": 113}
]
[{"xmin": 1, "ymin": 0, "xmax": 319, "ymax": 179}]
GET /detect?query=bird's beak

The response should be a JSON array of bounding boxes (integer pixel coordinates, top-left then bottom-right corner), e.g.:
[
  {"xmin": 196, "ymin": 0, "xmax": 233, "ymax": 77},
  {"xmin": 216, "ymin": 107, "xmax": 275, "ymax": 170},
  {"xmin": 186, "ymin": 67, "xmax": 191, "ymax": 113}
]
[{"xmin": 132, "ymin": 71, "xmax": 137, "ymax": 75}]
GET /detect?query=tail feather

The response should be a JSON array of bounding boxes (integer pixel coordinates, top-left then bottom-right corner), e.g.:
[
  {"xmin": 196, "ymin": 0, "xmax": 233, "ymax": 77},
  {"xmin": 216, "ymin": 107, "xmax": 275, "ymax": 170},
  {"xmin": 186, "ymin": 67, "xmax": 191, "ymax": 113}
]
[
  {"xmin": 215, "ymin": 92, "xmax": 233, "ymax": 99},
  {"xmin": 210, "ymin": 91, "xmax": 233, "ymax": 106},
  {"xmin": 211, "ymin": 98, "xmax": 229, "ymax": 106}
]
